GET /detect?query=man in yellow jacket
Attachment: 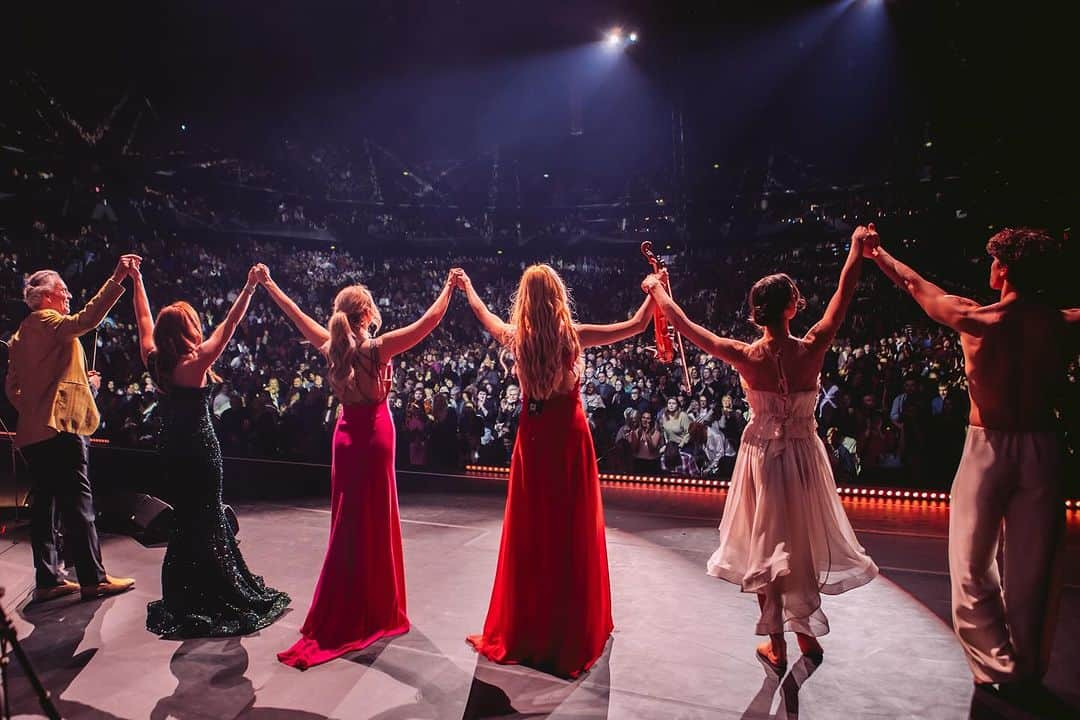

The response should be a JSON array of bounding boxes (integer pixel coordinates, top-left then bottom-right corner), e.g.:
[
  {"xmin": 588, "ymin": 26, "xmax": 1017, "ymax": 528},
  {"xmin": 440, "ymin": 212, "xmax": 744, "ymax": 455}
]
[{"xmin": 6, "ymin": 255, "xmax": 140, "ymax": 602}]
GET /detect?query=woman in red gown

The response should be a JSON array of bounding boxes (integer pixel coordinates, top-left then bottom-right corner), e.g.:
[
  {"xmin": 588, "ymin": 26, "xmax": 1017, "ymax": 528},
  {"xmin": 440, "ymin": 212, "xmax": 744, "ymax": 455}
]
[
  {"xmin": 256, "ymin": 264, "xmax": 462, "ymax": 670},
  {"xmin": 459, "ymin": 265, "xmax": 655, "ymax": 678}
]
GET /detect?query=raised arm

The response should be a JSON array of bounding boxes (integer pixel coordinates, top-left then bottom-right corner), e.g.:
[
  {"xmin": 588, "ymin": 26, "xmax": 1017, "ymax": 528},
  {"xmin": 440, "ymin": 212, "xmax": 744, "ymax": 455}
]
[
  {"xmin": 642, "ymin": 276, "xmax": 751, "ymax": 369},
  {"xmin": 46, "ymin": 255, "xmax": 139, "ymax": 340},
  {"xmin": 869, "ymin": 238, "xmax": 982, "ymax": 334},
  {"xmin": 576, "ymin": 295, "xmax": 656, "ymax": 349},
  {"xmin": 255, "ymin": 264, "xmax": 330, "ymax": 348},
  {"xmin": 460, "ymin": 270, "xmax": 513, "ymax": 344},
  {"xmin": 131, "ymin": 267, "xmax": 156, "ymax": 366},
  {"xmin": 193, "ymin": 267, "xmax": 258, "ymax": 369},
  {"xmin": 377, "ymin": 269, "xmax": 459, "ymax": 359},
  {"xmin": 803, "ymin": 225, "xmax": 868, "ymax": 351}
]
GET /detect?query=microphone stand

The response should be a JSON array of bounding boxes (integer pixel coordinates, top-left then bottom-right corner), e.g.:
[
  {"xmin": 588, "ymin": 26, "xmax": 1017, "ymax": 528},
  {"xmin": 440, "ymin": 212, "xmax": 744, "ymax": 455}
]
[
  {"xmin": 0, "ymin": 587, "xmax": 62, "ymax": 720},
  {"xmin": 0, "ymin": 340, "xmax": 27, "ymax": 529}
]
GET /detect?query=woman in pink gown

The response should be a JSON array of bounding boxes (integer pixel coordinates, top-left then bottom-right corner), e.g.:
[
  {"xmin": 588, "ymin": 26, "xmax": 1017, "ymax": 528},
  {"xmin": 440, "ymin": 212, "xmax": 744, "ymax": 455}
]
[
  {"xmin": 257, "ymin": 264, "xmax": 462, "ymax": 670},
  {"xmin": 643, "ymin": 227, "xmax": 880, "ymax": 672},
  {"xmin": 459, "ymin": 265, "xmax": 654, "ymax": 678}
]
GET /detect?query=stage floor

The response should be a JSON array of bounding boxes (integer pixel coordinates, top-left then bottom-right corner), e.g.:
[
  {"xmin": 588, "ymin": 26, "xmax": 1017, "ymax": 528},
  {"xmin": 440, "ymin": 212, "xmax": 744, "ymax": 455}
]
[{"xmin": 2, "ymin": 474, "xmax": 1078, "ymax": 719}]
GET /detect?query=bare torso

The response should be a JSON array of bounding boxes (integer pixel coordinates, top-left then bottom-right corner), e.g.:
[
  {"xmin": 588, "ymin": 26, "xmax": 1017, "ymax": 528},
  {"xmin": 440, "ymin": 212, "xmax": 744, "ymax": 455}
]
[{"xmin": 959, "ymin": 300, "xmax": 1068, "ymax": 431}]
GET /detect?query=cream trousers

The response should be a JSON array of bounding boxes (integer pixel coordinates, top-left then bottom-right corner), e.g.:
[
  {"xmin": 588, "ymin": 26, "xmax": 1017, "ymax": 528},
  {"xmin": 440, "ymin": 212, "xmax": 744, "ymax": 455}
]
[{"xmin": 948, "ymin": 426, "xmax": 1064, "ymax": 684}]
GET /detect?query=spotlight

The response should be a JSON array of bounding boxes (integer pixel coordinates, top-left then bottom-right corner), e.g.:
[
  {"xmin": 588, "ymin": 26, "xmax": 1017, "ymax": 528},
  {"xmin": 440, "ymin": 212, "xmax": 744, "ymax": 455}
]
[{"xmin": 604, "ymin": 27, "xmax": 638, "ymax": 50}]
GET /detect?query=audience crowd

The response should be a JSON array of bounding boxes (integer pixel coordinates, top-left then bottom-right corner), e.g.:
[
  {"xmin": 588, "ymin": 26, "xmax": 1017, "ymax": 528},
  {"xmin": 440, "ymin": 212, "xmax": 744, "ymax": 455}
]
[
  {"xmin": 3, "ymin": 128, "xmax": 1076, "ymax": 492},
  {"xmin": 5, "ymin": 212, "xmax": 1073, "ymax": 492}
]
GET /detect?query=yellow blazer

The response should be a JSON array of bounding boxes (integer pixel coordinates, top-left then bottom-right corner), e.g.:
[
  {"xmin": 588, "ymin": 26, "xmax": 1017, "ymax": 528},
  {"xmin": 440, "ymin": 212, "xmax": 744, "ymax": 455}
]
[{"xmin": 5, "ymin": 279, "xmax": 125, "ymax": 448}]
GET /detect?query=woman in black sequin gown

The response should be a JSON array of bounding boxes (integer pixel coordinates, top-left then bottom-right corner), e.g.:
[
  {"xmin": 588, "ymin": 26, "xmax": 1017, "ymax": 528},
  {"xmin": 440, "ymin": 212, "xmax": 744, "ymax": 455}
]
[{"xmin": 133, "ymin": 263, "xmax": 289, "ymax": 638}]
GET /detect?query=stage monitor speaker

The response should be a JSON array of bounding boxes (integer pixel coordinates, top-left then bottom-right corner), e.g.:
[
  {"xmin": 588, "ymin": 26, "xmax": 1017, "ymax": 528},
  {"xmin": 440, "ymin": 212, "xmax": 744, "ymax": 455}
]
[
  {"xmin": 96, "ymin": 493, "xmax": 240, "ymax": 545},
  {"xmin": 96, "ymin": 492, "xmax": 174, "ymax": 546}
]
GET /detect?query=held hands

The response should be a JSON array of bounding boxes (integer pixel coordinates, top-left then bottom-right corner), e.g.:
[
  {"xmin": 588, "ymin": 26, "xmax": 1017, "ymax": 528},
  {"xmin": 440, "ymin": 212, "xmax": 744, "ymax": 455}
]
[
  {"xmin": 253, "ymin": 263, "xmax": 272, "ymax": 285},
  {"xmin": 87, "ymin": 370, "xmax": 101, "ymax": 394},
  {"xmin": 112, "ymin": 254, "xmax": 143, "ymax": 283},
  {"xmin": 852, "ymin": 223, "xmax": 881, "ymax": 258},
  {"xmin": 641, "ymin": 269, "xmax": 668, "ymax": 294},
  {"xmin": 448, "ymin": 268, "xmax": 470, "ymax": 292},
  {"xmin": 245, "ymin": 265, "xmax": 262, "ymax": 290},
  {"xmin": 864, "ymin": 222, "xmax": 881, "ymax": 257}
]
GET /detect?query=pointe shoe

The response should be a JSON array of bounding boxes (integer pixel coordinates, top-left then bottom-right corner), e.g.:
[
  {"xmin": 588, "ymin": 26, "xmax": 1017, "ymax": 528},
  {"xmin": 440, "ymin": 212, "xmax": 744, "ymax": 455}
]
[
  {"xmin": 81, "ymin": 575, "xmax": 136, "ymax": 600},
  {"xmin": 755, "ymin": 644, "xmax": 787, "ymax": 675},
  {"xmin": 32, "ymin": 580, "xmax": 80, "ymax": 603}
]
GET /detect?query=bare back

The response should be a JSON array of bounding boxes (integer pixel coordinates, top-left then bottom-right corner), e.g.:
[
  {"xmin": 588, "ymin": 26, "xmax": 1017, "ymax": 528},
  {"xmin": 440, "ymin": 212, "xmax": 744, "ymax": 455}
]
[
  {"xmin": 510, "ymin": 329, "xmax": 581, "ymax": 400},
  {"xmin": 737, "ymin": 337, "xmax": 826, "ymax": 394},
  {"xmin": 517, "ymin": 373, "xmax": 580, "ymax": 400},
  {"xmin": 324, "ymin": 340, "xmax": 392, "ymax": 405},
  {"xmin": 959, "ymin": 300, "xmax": 1069, "ymax": 431},
  {"xmin": 170, "ymin": 355, "xmax": 213, "ymax": 388},
  {"xmin": 503, "ymin": 325, "xmax": 587, "ymax": 403}
]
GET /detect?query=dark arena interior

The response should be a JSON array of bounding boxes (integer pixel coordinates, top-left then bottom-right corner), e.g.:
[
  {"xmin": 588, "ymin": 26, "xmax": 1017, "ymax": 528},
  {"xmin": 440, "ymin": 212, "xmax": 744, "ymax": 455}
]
[{"xmin": 1, "ymin": 2, "xmax": 1078, "ymax": 719}]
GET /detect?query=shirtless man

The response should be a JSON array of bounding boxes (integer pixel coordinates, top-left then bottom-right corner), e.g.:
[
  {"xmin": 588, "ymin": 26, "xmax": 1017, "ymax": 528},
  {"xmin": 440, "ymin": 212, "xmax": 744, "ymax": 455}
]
[{"xmin": 866, "ymin": 227, "xmax": 1079, "ymax": 695}]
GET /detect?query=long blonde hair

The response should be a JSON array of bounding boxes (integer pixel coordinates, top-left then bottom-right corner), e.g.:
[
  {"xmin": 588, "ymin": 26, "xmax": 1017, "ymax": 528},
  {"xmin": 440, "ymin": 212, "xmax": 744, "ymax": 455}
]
[
  {"xmin": 508, "ymin": 264, "xmax": 582, "ymax": 399},
  {"xmin": 326, "ymin": 284, "xmax": 382, "ymax": 396}
]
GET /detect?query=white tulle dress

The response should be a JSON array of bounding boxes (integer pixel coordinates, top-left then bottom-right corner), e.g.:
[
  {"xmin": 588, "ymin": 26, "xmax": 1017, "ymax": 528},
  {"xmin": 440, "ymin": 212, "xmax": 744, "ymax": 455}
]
[{"xmin": 707, "ymin": 351, "xmax": 878, "ymax": 637}]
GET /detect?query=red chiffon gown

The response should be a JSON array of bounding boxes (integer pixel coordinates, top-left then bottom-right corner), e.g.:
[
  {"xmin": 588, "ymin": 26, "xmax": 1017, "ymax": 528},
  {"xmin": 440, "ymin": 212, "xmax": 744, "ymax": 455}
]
[
  {"xmin": 278, "ymin": 399, "xmax": 409, "ymax": 669},
  {"xmin": 467, "ymin": 383, "xmax": 614, "ymax": 678}
]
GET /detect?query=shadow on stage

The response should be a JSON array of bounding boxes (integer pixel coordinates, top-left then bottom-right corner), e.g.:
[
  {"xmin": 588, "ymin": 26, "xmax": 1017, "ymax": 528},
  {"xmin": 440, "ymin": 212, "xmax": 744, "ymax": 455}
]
[
  {"xmin": 12, "ymin": 598, "xmax": 327, "ymax": 720},
  {"xmin": 739, "ymin": 655, "xmax": 821, "ymax": 720},
  {"xmin": 347, "ymin": 630, "xmax": 612, "ymax": 719},
  {"xmin": 11, "ymin": 597, "xmax": 126, "ymax": 719},
  {"xmin": 151, "ymin": 637, "xmax": 329, "ymax": 720}
]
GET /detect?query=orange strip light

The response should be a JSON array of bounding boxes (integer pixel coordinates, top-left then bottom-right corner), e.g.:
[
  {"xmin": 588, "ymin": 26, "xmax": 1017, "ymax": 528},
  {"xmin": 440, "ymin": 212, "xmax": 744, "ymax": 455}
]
[{"xmin": 464, "ymin": 465, "xmax": 1079, "ymax": 508}]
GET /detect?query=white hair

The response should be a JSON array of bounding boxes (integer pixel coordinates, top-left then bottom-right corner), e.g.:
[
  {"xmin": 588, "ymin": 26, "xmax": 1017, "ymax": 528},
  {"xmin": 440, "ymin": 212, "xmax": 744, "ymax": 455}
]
[{"xmin": 23, "ymin": 270, "xmax": 62, "ymax": 311}]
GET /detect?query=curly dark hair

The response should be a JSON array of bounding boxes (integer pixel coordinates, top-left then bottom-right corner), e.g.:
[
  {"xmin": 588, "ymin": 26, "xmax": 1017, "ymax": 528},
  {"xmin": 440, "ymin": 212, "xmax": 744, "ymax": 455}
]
[
  {"xmin": 985, "ymin": 227, "xmax": 1064, "ymax": 295},
  {"xmin": 749, "ymin": 273, "xmax": 806, "ymax": 326}
]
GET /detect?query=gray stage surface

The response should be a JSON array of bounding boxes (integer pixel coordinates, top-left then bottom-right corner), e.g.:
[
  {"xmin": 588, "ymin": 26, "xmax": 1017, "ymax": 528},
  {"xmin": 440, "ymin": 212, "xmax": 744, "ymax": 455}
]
[{"xmin": 2, "ymin": 474, "xmax": 1077, "ymax": 719}]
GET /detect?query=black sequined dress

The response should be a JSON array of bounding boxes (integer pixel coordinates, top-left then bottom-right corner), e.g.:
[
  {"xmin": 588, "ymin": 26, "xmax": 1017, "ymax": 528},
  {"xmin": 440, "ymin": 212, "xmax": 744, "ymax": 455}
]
[{"xmin": 146, "ymin": 386, "xmax": 290, "ymax": 637}]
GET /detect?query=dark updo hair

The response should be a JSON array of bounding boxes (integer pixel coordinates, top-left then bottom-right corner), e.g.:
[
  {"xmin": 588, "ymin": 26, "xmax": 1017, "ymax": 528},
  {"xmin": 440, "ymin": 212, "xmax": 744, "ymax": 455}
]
[{"xmin": 749, "ymin": 273, "xmax": 806, "ymax": 327}]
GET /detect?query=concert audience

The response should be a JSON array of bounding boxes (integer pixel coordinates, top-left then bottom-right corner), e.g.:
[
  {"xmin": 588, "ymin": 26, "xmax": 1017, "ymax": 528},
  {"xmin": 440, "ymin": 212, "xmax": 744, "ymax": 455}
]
[{"xmin": 1, "ymin": 197, "xmax": 1075, "ymax": 492}]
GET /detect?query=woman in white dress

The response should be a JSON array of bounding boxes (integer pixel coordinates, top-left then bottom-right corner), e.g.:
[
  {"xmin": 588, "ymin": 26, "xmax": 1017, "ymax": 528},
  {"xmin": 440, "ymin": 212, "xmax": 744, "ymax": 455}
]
[{"xmin": 642, "ymin": 226, "xmax": 879, "ymax": 671}]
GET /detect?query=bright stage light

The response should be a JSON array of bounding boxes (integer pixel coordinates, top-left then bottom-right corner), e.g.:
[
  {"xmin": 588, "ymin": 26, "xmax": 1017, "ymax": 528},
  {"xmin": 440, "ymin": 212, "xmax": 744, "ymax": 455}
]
[{"xmin": 604, "ymin": 26, "xmax": 638, "ymax": 50}]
